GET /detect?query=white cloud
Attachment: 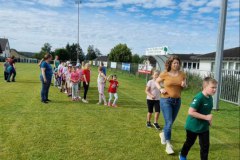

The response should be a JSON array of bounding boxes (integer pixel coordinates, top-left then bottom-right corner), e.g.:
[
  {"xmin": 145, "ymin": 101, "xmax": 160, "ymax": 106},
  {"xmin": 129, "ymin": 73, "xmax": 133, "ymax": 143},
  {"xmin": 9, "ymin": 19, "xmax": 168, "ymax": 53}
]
[
  {"xmin": 37, "ymin": 0, "xmax": 64, "ymax": 7},
  {"xmin": 228, "ymin": 11, "xmax": 240, "ymax": 17},
  {"xmin": 206, "ymin": 0, "xmax": 221, "ymax": 8},
  {"xmin": 152, "ymin": 10, "xmax": 174, "ymax": 16},
  {"xmin": 127, "ymin": 7, "xmax": 141, "ymax": 13},
  {"xmin": 198, "ymin": 7, "xmax": 214, "ymax": 13}
]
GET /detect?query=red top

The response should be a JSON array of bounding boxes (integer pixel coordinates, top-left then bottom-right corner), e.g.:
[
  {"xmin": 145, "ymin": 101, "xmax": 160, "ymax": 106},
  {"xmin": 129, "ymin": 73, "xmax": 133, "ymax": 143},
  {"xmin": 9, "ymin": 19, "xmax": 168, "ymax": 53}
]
[
  {"xmin": 108, "ymin": 80, "xmax": 119, "ymax": 93},
  {"xmin": 82, "ymin": 69, "xmax": 90, "ymax": 82},
  {"xmin": 8, "ymin": 58, "xmax": 15, "ymax": 66}
]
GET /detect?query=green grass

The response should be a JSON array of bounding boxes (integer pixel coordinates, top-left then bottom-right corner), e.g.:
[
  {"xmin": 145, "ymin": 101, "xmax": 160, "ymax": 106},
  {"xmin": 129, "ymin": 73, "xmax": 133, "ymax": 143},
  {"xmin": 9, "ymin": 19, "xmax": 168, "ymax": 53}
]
[{"xmin": 0, "ymin": 63, "xmax": 239, "ymax": 160}]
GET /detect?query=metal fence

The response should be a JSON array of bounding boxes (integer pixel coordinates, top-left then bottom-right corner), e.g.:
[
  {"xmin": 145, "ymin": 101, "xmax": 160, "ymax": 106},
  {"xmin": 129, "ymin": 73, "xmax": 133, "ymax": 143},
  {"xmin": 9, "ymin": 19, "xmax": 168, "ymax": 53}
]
[{"xmin": 220, "ymin": 70, "xmax": 240, "ymax": 105}]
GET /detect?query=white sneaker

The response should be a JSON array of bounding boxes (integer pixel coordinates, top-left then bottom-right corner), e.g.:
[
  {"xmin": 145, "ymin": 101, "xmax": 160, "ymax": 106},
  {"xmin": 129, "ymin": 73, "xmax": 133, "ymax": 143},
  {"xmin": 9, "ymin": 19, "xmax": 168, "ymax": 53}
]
[
  {"xmin": 159, "ymin": 132, "xmax": 166, "ymax": 145},
  {"xmin": 82, "ymin": 99, "xmax": 88, "ymax": 103},
  {"xmin": 166, "ymin": 143, "xmax": 174, "ymax": 155}
]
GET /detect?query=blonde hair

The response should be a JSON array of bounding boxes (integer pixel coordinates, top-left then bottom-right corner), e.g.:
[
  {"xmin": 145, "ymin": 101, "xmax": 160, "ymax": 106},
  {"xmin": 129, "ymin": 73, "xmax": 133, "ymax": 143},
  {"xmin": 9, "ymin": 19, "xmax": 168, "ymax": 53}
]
[{"xmin": 203, "ymin": 77, "xmax": 218, "ymax": 88}]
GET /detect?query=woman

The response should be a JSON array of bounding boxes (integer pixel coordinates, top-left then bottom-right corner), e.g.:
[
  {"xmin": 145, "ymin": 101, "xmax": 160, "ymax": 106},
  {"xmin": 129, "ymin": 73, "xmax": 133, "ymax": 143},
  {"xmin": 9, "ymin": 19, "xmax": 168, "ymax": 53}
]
[
  {"xmin": 82, "ymin": 63, "xmax": 91, "ymax": 103},
  {"xmin": 54, "ymin": 55, "xmax": 60, "ymax": 69},
  {"xmin": 40, "ymin": 54, "xmax": 53, "ymax": 103},
  {"xmin": 7, "ymin": 56, "xmax": 16, "ymax": 82},
  {"xmin": 156, "ymin": 55, "xmax": 186, "ymax": 155}
]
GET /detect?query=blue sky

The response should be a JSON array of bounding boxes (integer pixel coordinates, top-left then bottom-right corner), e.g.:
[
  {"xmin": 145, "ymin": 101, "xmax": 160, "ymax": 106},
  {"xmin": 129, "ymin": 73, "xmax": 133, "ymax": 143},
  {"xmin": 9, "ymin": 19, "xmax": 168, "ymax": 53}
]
[{"xmin": 0, "ymin": 0, "xmax": 239, "ymax": 55}]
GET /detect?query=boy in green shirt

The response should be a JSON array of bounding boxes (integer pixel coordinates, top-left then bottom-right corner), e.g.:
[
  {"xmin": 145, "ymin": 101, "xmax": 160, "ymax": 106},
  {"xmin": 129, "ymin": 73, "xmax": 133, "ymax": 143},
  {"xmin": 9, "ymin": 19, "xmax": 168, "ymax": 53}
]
[{"xmin": 179, "ymin": 77, "xmax": 217, "ymax": 160}]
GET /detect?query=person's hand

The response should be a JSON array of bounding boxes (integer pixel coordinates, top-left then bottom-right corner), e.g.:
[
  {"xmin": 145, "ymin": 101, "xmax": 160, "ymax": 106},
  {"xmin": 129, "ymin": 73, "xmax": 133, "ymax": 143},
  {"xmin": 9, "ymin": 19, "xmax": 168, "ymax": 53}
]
[
  {"xmin": 151, "ymin": 95, "xmax": 156, "ymax": 99},
  {"xmin": 86, "ymin": 82, "xmax": 88, "ymax": 85},
  {"xmin": 160, "ymin": 88, "xmax": 167, "ymax": 94},
  {"xmin": 205, "ymin": 114, "xmax": 213, "ymax": 126},
  {"xmin": 181, "ymin": 81, "xmax": 186, "ymax": 87},
  {"xmin": 44, "ymin": 79, "xmax": 47, "ymax": 83}
]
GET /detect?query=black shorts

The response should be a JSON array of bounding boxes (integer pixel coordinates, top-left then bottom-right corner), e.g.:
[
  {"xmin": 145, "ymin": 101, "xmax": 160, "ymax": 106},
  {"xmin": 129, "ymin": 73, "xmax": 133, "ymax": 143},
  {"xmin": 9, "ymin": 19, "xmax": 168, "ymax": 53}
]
[{"xmin": 147, "ymin": 99, "xmax": 160, "ymax": 113}]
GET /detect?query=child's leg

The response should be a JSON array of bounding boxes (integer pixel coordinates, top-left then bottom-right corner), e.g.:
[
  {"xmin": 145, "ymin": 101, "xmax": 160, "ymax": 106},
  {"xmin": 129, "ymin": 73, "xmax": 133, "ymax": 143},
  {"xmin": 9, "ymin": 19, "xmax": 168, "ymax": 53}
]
[
  {"xmin": 154, "ymin": 100, "xmax": 160, "ymax": 123},
  {"xmin": 83, "ymin": 82, "xmax": 89, "ymax": 100},
  {"xmin": 108, "ymin": 93, "xmax": 113, "ymax": 104},
  {"xmin": 147, "ymin": 100, "xmax": 153, "ymax": 122},
  {"xmin": 72, "ymin": 84, "xmax": 75, "ymax": 99},
  {"xmin": 101, "ymin": 84, "xmax": 107, "ymax": 104},
  {"xmin": 76, "ymin": 83, "xmax": 79, "ymax": 98},
  {"xmin": 180, "ymin": 130, "xmax": 198, "ymax": 158},
  {"xmin": 199, "ymin": 130, "xmax": 210, "ymax": 160},
  {"xmin": 112, "ymin": 93, "xmax": 118, "ymax": 105}
]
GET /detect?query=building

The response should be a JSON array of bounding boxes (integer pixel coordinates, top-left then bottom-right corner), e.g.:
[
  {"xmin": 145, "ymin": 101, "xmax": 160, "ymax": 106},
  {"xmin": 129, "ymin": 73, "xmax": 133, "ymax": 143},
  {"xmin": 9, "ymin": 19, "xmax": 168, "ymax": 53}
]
[
  {"xmin": 0, "ymin": 38, "xmax": 11, "ymax": 58},
  {"xmin": 196, "ymin": 47, "xmax": 240, "ymax": 72},
  {"xmin": 171, "ymin": 53, "xmax": 200, "ymax": 70}
]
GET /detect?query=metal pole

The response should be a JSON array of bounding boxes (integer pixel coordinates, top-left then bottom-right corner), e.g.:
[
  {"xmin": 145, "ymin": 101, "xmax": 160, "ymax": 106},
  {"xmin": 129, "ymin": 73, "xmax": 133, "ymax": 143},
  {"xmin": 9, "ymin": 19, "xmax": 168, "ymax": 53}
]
[
  {"xmin": 213, "ymin": 0, "xmax": 228, "ymax": 110},
  {"xmin": 75, "ymin": 0, "xmax": 81, "ymax": 63}
]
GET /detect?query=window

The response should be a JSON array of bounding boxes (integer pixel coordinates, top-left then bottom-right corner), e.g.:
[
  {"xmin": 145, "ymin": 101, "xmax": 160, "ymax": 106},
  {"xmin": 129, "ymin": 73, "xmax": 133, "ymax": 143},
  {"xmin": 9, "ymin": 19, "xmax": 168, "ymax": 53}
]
[
  {"xmin": 211, "ymin": 62, "xmax": 215, "ymax": 72},
  {"xmin": 236, "ymin": 63, "xmax": 240, "ymax": 70},
  {"xmin": 222, "ymin": 62, "xmax": 228, "ymax": 70},
  {"xmin": 228, "ymin": 62, "xmax": 234, "ymax": 70},
  {"xmin": 193, "ymin": 63, "xmax": 197, "ymax": 69},
  {"xmin": 188, "ymin": 62, "xmax": 192, "ymax": 69},
  {"xmin": 183, "ymin": 62, "xmax": 187, "ymax": 69},
  {"xmin": 197, "ymin": 63, "xmax": 200, "ymax": 69}
]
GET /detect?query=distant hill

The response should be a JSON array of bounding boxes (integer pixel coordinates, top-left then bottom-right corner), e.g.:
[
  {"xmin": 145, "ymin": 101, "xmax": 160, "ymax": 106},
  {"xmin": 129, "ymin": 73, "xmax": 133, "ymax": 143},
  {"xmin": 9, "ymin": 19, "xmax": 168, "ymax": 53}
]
[{"xmin": 18, "ymin": 51, "xmax": 37, "ymax": 58}]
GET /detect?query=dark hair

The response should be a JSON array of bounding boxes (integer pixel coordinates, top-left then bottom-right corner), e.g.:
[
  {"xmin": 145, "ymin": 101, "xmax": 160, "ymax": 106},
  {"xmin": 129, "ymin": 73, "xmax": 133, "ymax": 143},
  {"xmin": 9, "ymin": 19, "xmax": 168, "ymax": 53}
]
[
  {"xmin": 11, "ymin": 55, "xmax": 15, "ymax": 59},
  {"xmin": 165, "ymin": 55, "xmax": 181, "ymax": 72},
  {"xmin": 43, "ymin": 54, "xmax": 52, "ymax": 60},
  {"xmin": 112, "ymin": 75, "xmax": 117, "ymax": 78}
]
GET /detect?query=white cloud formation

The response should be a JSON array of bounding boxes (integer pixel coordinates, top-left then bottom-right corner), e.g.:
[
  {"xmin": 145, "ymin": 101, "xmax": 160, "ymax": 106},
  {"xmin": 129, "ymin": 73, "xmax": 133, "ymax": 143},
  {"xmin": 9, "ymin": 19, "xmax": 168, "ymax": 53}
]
[{"xmin": 152, "ymin": 10, "xmax": 174, "ymax": 16}]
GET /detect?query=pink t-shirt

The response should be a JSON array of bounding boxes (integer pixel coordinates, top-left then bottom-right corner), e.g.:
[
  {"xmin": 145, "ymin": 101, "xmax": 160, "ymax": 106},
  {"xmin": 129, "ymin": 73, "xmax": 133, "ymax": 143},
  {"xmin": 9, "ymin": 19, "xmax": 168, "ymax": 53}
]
[
  {"xmin": 146, "ymin": 79, "xmax": 160, "ymax": 100},
  {"xmin": 77, "ymin": 68, "xmax": 83, "ymax": 81},
  {"xmin": 71, "ymin": 71, "xmax": 80, "ymax": 83}
]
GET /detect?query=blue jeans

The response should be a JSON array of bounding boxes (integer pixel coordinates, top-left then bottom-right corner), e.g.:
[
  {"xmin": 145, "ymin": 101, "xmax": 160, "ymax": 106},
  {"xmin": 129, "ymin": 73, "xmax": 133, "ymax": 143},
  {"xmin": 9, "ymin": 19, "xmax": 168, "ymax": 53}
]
[
  {"xmin": 40, "ymin": 76, "xmax": 52, "ymax": 101},
  {"xmin": 7, "ymin": 66, "xmax": 16, "ymax": 81},
  {"xmin": 160, "ymin": 97, "xmax": 181, "ymax": 141}
]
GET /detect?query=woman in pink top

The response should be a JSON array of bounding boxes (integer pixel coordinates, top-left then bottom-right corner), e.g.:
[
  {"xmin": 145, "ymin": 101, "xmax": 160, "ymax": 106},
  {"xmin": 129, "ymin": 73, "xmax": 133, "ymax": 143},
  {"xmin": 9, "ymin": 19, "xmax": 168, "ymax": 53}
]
[{"xmin": 70, "ymin": 66, "xmax": 80, "ymax": 101}]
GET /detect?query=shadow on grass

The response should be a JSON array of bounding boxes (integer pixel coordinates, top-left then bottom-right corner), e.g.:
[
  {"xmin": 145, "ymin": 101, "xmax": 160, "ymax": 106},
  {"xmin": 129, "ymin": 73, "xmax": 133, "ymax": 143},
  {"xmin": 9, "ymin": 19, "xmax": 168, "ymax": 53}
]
[{"xmin": 16, "ymin": 80, "xmax": 40, "ymax": 84}]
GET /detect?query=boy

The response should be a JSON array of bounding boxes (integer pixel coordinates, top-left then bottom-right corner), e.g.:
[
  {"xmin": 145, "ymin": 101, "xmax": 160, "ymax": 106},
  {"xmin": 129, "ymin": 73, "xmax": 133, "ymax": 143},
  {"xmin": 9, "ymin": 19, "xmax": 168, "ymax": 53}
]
[
  {"xmin": 179, "ymin": 77, "xmax": 217, "ymax": 160},
  {"xmin": 145, "ymin": 70, "xmax": 161, "ymax": 130}
]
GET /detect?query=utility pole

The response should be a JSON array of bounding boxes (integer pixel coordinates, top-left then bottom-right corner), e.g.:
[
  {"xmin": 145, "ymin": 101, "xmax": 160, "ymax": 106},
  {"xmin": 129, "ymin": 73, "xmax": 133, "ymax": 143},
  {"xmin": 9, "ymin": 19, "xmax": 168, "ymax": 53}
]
[
  {"xmin": 75, "ymin": 0, "xmax": 81, "ymax": 63},
  {"xmin": 213, "ymin": 0, "xmax": 228, "ymax": 110}
]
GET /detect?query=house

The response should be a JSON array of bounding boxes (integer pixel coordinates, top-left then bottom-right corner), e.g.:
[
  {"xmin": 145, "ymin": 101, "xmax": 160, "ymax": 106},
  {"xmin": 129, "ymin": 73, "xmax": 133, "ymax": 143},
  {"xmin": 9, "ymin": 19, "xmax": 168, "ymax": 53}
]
[
  {"xmin": 171, "ymin": 53, "xmax": 200, "ymax": 70},
  {"xmin": 0, "ymin": 38, "xmax": 11, "ymax": 58},
  {"xmin": 196, "ymin": 47, "xmax": 240, "ymax": 72}
]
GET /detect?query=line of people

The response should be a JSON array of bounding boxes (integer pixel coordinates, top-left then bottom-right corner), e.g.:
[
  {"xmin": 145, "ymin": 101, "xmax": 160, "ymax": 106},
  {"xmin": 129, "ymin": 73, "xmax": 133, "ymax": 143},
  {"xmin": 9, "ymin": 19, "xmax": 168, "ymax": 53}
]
[{"xmin": 39, "ymin": 54, "xmax": 119, "ymax": 107}]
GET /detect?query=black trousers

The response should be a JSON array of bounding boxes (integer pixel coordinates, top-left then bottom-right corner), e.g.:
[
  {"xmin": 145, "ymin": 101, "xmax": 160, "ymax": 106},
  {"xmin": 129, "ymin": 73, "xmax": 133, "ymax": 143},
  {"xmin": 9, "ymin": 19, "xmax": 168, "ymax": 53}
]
[
  {"xmin": 4, "ymin": 71, "xmax": 9, "ymax": 81},
  {"xmin": 83, "ymin": 82, "xmax": 89, "ymax": 100},
  {"xmin": 181, "ymin": 130, "xmax": 209, "ymax": 160}
]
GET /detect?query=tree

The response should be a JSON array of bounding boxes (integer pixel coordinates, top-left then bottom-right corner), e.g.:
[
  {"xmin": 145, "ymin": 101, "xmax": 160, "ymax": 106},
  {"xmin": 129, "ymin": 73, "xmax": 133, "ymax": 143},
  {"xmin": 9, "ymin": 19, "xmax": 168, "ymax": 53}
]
[
  {"xmin": 132, "ymin": 54, "xmax": 140, "ymax": 63},
  {"xmin": 95, "ymin": 48, "xmax": 102, "ymax": 57},
  {"xmin": 34, "ymin": 43, "xmax": 52, "ymax": 59},
  {"xmin": 54, "ymin": 48, "xmax": 69, "ymax": 61},
  {"xmin": 86, "ymin": 45, "xmax": 97, "ymax": 60},
  {"xmin": 108, "ymin": 43, "xmax": 132, "ymax": 62},
  {"xmin": 65, "ymin": 43, "xmax": 85, "ymax": 62}
]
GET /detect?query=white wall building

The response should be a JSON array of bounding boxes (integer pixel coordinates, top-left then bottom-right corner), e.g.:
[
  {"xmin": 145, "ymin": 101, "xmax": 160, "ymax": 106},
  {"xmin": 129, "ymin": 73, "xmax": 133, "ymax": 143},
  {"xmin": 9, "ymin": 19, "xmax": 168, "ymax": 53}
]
[{"xmin": 0, "ymin": 38, "xmax": 11, "ymax": 58}]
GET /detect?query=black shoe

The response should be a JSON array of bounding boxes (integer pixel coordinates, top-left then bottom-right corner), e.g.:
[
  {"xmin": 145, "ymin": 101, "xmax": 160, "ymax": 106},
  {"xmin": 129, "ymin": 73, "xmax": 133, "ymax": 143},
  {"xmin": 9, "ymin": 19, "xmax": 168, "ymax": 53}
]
[
  {"xmin": 41, "ymin": 101, "xmax": 48, "ymax": 103},
  {"xmin": 146, "ymin": 122, "xmax": 152, "ymax": 128},
  {"xmin": 7, "ymin": 80, "xmax": 10, "ymax": 82},
  {"xmin": 153, "ymin": 123, "xmax": 161, "ymax": 130},
  {"xmin": 12, "ymin": 80, "xmax": 15, "ymax": 82},
  {"xmin": 46, "ymin": 99, "xmax": 51, "ymax": 102}
]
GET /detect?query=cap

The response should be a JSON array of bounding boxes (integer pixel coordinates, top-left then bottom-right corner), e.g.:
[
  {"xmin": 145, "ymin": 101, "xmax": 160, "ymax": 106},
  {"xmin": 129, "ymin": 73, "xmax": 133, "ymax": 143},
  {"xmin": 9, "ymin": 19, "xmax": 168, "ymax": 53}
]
[{"xmin": 76, "ymin": 63, "xmax": 81, "ymax": 67}]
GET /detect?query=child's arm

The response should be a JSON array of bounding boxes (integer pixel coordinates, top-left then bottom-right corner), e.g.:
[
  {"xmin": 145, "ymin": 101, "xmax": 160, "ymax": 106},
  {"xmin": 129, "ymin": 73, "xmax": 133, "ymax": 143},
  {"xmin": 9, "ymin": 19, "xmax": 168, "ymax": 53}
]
[
  {"xmin": 145, "ymin": 86, "xmax": 155, "ymax": 99},
  {"xmin": 101, "ymin": 73, "xmax": 107, "ymax": 82},
  {"xmin": 188, "ymin": 108, "xmax": 212, "ymax": 125},
  {"xmin": 107, "ymin": 74, "xmax": 112, "ymax": 81},
  {"xmin": 83, "ymin": 75, "xmax": 88, "ymax": 85},
  {"xmin": 155, "ymin": 77, "xmax": 166, "ymax": 94}
]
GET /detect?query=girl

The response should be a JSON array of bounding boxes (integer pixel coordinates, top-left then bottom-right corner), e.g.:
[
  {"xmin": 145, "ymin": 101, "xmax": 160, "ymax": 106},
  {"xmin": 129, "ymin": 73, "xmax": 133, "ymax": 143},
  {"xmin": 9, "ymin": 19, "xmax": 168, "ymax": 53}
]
[
  {"xmin": 107, "ymin": 74, "xmax": 119, "ymax": 107},
  {"xmin": 97, "ymin": 66, "xmax": 107, "ymax": 105},
  {"xmin": 155, "ymin": 55, "xmax": 187, "ymax": 155},
  {"xmin": 82, "ymin": 63, "xmax": 91, "ymax": 103},
  {"xmin": 145, "ymin": 70, "xmax": 161, "ymax": 130},
  {"xmin": 70, "ymin": 66, "xmax": 80, "ymax": 101},
  {"xmin": 65, "ymin": 64, "xmax": 72, "ymax": 97},
  {"xmin": 76, "ymin": 63, "xmax": 83, "ymax": 96}
]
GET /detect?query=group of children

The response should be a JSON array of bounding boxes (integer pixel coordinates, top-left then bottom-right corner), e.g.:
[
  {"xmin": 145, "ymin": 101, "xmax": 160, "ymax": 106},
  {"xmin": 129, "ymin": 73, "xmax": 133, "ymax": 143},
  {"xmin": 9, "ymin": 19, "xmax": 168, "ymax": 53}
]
[
  {"xmin": 53, "ymin": 61, "xmax": 119, "ymax": 107},
  {"xmin": 145, "ymin": 70, "xmax": 217, "ymax": 160}
]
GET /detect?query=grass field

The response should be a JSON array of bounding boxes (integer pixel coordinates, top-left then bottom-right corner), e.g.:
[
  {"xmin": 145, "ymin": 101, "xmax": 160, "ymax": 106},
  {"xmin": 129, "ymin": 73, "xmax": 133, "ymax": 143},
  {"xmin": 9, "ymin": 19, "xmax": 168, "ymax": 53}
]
[{"xmin": 0, "ymin": 63, "xmax": 239, "ymax": 160}]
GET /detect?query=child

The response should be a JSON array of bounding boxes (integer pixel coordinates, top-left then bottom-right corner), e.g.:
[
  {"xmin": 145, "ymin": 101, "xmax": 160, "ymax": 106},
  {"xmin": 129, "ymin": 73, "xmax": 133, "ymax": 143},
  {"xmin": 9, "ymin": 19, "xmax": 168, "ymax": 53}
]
[
  {"xmin": 179, "ymin": 77, "xmax": 217, "ymax": 160},
  {"xmin": 70, "ymin": 66, "xmax": 80, "ymax": 101},
  {"xmin": 53, "ymin": 67, "xmax": 59, "ymax": 87},
  {"xmin": 82, "ymin": 63, "xmax": 91, "ymax": 103},
  {"xmin": 76, "ymin": 63, "xmax": 83, "ymax": 94},
  {"xmin": 97, "ymin": 66, "xmax": 107, "ymax": 105},
  {"xmin": 145, "ymin": 70, "xmax": 161, "ymax": 130},
  {"xmin": 3, "ymin": 58, "xmax": 10, "ymax": 81},
  {"xmin": 107, "ymin": 74, "xmax": 119, "ymax": 107},
  {"xmin": 65, "ymin": 64, "xmax": 72, "ymax": 97}
]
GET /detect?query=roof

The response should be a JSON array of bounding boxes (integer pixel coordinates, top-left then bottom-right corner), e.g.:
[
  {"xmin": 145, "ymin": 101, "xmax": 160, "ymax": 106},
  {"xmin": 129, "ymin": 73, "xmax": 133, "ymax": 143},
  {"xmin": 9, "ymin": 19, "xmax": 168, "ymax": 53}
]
[
  {"xmin": 0, "ymin": 38, "xmax": 9, "ymax": 53},
  {"xmin": 170, "ymin": 53, "xmax": 201, "ymax": 61},
  {"xmin": 196, "ymin": 47, "xmax": 240, "ymax": 60},
  {"xmin": 94, "ymin": 56, "xmax": 108, "ymax": 61}
]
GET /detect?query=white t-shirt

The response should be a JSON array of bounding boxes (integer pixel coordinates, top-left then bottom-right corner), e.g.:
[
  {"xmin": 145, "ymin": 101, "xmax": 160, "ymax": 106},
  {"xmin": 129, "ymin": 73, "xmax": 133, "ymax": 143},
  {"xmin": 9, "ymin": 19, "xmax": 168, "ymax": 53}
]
[{"xmin": 146, "ymin": 79, "xmax": 160, "ymax": 100}]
